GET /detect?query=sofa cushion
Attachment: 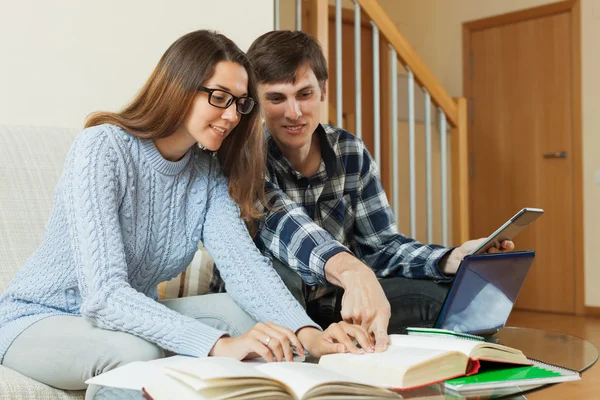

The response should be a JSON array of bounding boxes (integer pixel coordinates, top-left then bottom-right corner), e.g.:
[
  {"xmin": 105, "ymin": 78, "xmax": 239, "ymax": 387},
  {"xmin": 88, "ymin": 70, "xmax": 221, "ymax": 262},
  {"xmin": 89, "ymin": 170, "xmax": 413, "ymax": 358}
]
[
  {"xmin": 157, "ymin": 244, "xmax": 214, "ymax": 299},
  {"xmin": 0, "ymin": 125, "xmax": 78, "ymax": 294},
  {"xmin": 0, "ymin": 125, "xmax": 217, "ymax": 298},
  {"xmin": 0, "ymin": 365, "xmax": 83, "ymax": 399}
]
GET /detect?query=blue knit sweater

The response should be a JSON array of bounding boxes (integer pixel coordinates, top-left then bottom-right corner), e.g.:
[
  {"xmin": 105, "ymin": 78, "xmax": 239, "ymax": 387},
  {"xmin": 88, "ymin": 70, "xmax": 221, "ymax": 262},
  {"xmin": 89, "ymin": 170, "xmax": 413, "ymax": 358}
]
[{"xmin": 0, "ymin": 124, "xmax": 317, "ymax": 363}]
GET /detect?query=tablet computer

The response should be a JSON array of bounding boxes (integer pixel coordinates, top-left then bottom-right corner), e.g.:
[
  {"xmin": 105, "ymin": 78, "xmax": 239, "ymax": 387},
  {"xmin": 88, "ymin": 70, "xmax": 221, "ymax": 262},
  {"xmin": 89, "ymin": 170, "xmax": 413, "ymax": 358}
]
[
  {"xmin": 434, "ymin": 251, "xmax": 535, "ymax": 336},
  {"xmin": 468, "ymin": 208, "xmax": 543, "ymax": 255}
]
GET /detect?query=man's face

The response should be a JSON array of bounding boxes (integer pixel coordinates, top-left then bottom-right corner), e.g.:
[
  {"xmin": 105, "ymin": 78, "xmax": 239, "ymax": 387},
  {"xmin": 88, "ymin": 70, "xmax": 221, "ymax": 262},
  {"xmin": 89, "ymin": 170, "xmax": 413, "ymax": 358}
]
[{"xmin": 258, "ymin": 65, "xmax": 326, "ymax": 153}]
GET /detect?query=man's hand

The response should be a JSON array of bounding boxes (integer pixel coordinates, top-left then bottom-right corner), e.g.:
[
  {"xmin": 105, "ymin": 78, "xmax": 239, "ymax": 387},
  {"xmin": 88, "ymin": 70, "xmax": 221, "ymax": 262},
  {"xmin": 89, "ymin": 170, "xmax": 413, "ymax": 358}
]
[
  {"xmin": 297, "ymin": 323, "xmax": 373, "ymax": 358},
  {"xmin": 440, "ymin": 239, "xmax": 515, "ymax": 275},
  {"xmin": 324, "ymin": 252, "xmax": 391, "ymax": 352}
]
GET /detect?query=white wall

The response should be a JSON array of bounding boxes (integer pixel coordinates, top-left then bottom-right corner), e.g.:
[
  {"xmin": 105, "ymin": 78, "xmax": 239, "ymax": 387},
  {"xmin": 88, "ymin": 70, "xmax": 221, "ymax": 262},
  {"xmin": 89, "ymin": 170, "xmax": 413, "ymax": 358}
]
[
  {"xmin": 580, "ymin": 0, "xmax": 600, "ymax": 308},
  {"xmin": 0, "ymin": 0, "xmax": 274, "ymax": 128}
]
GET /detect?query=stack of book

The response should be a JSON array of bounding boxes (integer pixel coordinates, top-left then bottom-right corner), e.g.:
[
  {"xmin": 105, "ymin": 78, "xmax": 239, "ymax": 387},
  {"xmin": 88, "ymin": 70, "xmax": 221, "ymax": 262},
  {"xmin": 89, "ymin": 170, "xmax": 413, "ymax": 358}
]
[
  {"xmin": 444, "ymin": 361, "xmax": 579, "ymax": 395},
  {"xmin": 86, "ymin": 333, "xmax": 580, "ymax": 400}
]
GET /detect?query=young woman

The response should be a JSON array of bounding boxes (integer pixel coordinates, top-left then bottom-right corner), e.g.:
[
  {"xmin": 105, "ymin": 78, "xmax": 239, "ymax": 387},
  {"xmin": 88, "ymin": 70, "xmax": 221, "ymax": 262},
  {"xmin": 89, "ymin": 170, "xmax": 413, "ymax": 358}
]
[{"xmin": 0, "ymin": 30, "xmax": 371, "ymax": 398}]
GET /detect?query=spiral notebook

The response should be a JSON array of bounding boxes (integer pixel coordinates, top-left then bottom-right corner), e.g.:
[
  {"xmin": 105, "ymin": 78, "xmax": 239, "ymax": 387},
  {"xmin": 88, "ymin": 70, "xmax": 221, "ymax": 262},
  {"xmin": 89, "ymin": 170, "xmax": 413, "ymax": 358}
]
[{"xmin": 445, "ymin": 359, "xmax": 580, "ymax": 392}]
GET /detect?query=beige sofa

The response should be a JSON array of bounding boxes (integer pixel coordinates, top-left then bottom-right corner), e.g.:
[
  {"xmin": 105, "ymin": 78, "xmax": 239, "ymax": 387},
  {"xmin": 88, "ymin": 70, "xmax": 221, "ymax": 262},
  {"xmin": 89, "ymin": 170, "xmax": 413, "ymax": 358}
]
[
  {"xmin": 0, "ymin": 125, "xmax": 85, "ymax": 399},
  {"xmin": 0, "ymin": 124, "xmax": 215, "ymax": 399}
]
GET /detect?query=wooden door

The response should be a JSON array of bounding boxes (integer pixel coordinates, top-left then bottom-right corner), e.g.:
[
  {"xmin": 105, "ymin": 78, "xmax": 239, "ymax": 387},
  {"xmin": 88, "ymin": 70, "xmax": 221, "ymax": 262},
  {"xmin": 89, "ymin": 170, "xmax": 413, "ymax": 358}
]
[{"xmin": 467, "ymin": 11, "xmax": 576, "ymax": 313}]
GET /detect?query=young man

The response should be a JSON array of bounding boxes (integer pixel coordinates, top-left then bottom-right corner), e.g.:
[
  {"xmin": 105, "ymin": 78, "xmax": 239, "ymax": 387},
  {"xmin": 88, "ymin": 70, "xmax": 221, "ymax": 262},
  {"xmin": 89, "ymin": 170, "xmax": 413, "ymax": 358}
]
[{"xmin": 212, "ymin": 30, "xmax": 513, "ymax": 351}]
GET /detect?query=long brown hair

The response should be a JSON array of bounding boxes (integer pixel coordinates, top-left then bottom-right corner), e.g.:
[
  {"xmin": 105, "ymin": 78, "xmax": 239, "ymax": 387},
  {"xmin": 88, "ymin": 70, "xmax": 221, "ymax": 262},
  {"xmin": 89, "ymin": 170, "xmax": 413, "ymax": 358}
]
[{"xmin": 86, "ymin": 30, "xmax": 266, "ymax": 221}]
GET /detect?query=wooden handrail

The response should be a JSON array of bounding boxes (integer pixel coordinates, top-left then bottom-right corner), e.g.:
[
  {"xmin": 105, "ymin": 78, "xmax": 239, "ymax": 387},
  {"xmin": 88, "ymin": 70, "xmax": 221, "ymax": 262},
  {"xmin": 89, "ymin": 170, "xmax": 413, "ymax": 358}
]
[
  {"xmin": 356, "ymin": 0, "xmax": 458, "ymax": 127},
  {"xmin": 451, "ymin": 97, "xmax": 470, "ymax": 244}
]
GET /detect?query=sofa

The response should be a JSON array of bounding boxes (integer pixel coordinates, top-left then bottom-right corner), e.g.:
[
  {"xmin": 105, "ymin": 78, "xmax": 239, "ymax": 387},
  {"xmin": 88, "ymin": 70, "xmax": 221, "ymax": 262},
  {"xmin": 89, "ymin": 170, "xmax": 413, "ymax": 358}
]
[
  {"xmin": 0, "ymin": 124, "xmax": 216, "ymax": 399},
  {"xmin": 0, "ymin": 125, "xmax": 84, "ymax": 398},
  {"xmin": 0, "ymin": 124, "xmax": 218, "ymax": 399}
]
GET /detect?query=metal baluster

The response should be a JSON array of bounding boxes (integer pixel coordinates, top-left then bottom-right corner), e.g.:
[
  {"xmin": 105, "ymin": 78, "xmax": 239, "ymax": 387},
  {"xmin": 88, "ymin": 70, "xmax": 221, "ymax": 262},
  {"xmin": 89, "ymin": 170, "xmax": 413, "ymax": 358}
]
[
  {"xmin": 295, "ymin": 0, "xmax": 302, "ymax": 30},
  {"xmin": 390, "ymin": 47, "xmax": 399, "ymax": 221},
  {"xmin": 424, "ymin": 90, "xmax": 433, "ymax": 243},
  {"xmin": 354, "ymin": 0, "xmax": 362, "ymax": 139},
  {"xmin": 274, "ymin": 0, "xmax": 280, "ymax": 30},
  {"xmin": 371, "ymin": 22, "xmax": 380, "ymax": 167},
  {"xmin": 407, "ymin": 67, "xmax": 416, "ymax": 239},
  {"xmin": 439, "ymin": 108, "xmax": 448, "ymax": 247},
  {"xmin": 336, "ymin": 0, "xmax": 342, "ymax": 127}
]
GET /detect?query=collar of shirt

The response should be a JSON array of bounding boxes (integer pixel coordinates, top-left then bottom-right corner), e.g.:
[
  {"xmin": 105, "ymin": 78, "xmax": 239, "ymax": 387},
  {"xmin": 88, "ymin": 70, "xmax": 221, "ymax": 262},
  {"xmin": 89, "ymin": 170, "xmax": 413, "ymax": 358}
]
[{"xmin": 265, "ymin": 124, "xmax": 338, "ymax": 183}]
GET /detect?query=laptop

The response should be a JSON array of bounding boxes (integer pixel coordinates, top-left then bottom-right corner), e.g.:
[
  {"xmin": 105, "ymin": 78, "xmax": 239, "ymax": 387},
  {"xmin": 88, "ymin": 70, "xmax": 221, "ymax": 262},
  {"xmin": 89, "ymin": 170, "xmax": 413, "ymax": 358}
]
[{"xmin": 434, "ymin": 250, "xmax": 535, "ymax": 336}]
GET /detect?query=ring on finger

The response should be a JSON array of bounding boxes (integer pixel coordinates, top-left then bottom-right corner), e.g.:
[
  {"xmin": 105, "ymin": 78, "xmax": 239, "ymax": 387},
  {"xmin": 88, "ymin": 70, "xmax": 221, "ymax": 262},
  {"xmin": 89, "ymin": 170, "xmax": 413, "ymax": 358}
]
[{"xmin": 264, "ymin": 336, "xmax": 272, "ymax": 346}]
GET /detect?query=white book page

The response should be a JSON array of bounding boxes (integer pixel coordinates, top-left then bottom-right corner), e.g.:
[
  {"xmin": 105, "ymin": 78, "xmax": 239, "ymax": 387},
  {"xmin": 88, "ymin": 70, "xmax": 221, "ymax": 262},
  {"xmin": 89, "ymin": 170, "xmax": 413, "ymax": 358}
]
[
  {"xmin": 319, "ymin": 346, "xmax": 452, "ymax": 369},
  {"xmin": 84, "ymin": 355, "xmax": 303, "ymax": 392},
  {"xmin": 389, "ymin": 334, "xmax": 481, "ymax": 356},
  {"xmin": 167, "ymin": 369, "xmax": 277, "ymax": 392},
  {"xmin": 145, "ymin": 374, "xmax": 211, "ymax": 400},
  {"xmin": 318, "ymin": 346, "xmax": 454, "ymax": 387},
  {"xmin": 166, "ymin": 357, "xmax": 270, "ymax": 380},
  {"xmin": 256, "ymin": 362, "xmax": 371, "ymax": 399},
  {"xmin": 84, "ymin": 355, "xmax": 193, "ymax": 390}
]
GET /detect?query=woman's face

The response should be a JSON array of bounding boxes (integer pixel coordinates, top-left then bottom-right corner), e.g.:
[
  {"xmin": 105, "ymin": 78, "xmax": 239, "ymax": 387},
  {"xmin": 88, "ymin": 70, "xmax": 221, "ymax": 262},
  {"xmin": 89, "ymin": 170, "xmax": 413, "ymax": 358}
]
[{"xmin": 181, "ymin": 61, "xmax": 249, "ymax": 151}]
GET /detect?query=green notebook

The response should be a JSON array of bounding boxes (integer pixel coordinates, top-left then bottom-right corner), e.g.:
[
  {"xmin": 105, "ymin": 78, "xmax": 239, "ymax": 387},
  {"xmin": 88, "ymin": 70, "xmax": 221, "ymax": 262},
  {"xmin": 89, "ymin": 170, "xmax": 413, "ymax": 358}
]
[
  {"xmin": 445, "ymin": 360, "xmax": 580, "ymax": 392},
  {"xmin": 406, "ymin": 327, "xmax": 485, "ymax": 341}
]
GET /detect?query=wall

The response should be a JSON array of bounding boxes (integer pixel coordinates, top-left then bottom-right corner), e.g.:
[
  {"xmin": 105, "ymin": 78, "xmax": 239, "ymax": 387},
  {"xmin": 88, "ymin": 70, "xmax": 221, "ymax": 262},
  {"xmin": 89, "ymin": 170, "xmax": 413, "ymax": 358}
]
[
  {"xmin": 581, "ymin": 1, "xmax": 600, "ymax": 308},
  {"xmin": 375, "ymin": 0, "xmax": 600, "ymax": 307},
  {"xmin": 0, "ymin": 0, "xmax": 274, "ymax": 128}
]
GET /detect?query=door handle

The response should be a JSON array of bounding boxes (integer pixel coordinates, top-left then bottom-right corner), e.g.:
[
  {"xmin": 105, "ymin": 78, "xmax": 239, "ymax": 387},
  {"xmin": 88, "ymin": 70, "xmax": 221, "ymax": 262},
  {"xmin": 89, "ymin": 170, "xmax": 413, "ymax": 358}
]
[{"xmin": 543, "ymin": 151, "xmax": 567, "ymax": 159}]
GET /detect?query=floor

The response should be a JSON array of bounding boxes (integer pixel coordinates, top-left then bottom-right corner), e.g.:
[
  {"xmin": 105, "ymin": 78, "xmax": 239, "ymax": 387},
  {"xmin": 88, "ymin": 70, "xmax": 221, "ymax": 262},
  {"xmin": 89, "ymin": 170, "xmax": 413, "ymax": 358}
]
[{"xmin": 506, "ymin": 310, "xmax": 600, "ymax": 399}]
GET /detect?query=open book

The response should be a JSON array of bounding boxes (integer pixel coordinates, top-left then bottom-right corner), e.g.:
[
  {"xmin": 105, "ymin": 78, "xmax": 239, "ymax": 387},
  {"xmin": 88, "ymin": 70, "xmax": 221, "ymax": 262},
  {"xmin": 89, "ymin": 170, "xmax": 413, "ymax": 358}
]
[
  {"xmin": 90, "ymin": 334, "xmax": 530, "ymax": 399},
  {"xmin": 317, "ymin": 334, "xmax": 531, "ymax": 389},
  {"xmin": 142, "ymin": 357, "xmax": 401, "ymax": 400}
]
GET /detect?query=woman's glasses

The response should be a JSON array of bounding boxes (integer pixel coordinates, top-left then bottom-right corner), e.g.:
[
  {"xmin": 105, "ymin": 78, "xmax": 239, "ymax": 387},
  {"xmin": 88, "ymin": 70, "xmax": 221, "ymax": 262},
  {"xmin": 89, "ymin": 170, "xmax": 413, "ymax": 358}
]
[{"xmin": 198, "ymin": 86, "xmax": 256, "ymax": 115}]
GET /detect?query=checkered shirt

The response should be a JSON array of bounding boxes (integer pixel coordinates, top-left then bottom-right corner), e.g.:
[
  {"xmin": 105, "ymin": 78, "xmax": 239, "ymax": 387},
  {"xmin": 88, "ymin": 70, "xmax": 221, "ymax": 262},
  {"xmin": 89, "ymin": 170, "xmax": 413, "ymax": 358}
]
[{"xmin": 210, "ymin": 124, "xmax": 452, "ymax": 310}]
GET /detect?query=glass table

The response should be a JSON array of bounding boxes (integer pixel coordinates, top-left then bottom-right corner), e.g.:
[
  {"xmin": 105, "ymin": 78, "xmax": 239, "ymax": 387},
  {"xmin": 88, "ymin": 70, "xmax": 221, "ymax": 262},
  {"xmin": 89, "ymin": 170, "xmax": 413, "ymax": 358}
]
[{"xmin": 93, "ymin": 327, "xmax": 598, "ymax": 400}]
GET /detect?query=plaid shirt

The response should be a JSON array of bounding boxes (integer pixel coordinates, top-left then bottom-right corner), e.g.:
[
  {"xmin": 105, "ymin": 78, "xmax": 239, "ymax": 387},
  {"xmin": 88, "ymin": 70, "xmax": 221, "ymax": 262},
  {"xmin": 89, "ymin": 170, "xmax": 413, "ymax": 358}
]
[{"xmin": 211, "ymin": 124, "xmax": 452, "ymax": 307}]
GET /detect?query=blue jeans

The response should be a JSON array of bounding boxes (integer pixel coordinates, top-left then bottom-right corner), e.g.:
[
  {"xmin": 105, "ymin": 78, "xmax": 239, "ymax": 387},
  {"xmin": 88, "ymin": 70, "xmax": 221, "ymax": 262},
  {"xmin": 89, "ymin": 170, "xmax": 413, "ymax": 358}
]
[{"xmin": 271, "ymin": 259, "xmax": 450, "ymax": 333}]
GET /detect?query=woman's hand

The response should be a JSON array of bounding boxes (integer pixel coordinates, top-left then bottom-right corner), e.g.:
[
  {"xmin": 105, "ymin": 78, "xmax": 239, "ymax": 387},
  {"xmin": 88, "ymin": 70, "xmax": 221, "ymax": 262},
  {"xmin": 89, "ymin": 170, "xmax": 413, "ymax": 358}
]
[
  {"xmin": 209, "ymin": 322, "xmax": 304, "ymax": 362},
  {"xmin": 297, "ymin": 322, "xmax": 374, "ymax": 358}
]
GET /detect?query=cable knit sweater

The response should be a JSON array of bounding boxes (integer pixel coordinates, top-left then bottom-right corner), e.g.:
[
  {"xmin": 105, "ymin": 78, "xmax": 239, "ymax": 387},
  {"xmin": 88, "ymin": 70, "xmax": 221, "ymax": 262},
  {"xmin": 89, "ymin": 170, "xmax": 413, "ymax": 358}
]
[{"xmin": 0, "ymin": 124, "xmax": 318, "ymax": 363}]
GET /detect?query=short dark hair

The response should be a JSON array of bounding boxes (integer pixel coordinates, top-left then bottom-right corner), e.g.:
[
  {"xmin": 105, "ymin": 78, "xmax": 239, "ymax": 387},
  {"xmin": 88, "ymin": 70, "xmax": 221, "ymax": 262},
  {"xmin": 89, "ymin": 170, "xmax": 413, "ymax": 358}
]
[{"xmin": 246, "ymin": 30, "xmax": 328, "ymax": 85}]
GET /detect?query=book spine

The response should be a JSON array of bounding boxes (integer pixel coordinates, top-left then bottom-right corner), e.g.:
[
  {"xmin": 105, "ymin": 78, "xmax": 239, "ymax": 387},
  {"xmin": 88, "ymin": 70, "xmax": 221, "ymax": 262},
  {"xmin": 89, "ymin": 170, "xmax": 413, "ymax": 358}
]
[{"xmin": 465, "ymin": 359, "xmax": 481, "ymax": 376}]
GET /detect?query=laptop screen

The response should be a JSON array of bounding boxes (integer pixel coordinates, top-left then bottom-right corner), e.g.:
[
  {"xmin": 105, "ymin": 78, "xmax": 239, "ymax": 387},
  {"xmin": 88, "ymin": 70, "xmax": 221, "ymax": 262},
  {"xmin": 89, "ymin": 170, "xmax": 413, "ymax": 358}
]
[{"xmin": 435, "ymin": 251, "xmax": 535, "ymax": 335}]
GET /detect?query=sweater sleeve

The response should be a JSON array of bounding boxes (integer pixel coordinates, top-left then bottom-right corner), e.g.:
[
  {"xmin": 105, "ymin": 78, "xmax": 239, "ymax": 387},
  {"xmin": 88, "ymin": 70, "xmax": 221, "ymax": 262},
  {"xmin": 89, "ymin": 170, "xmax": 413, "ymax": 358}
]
[
  {"xmin": 66, "ymin": 129, "xmax": 227, "ymax": 357},
  {"xmin": 201, "ymin": 161, "xmax": 320, "ymax": 333}
]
